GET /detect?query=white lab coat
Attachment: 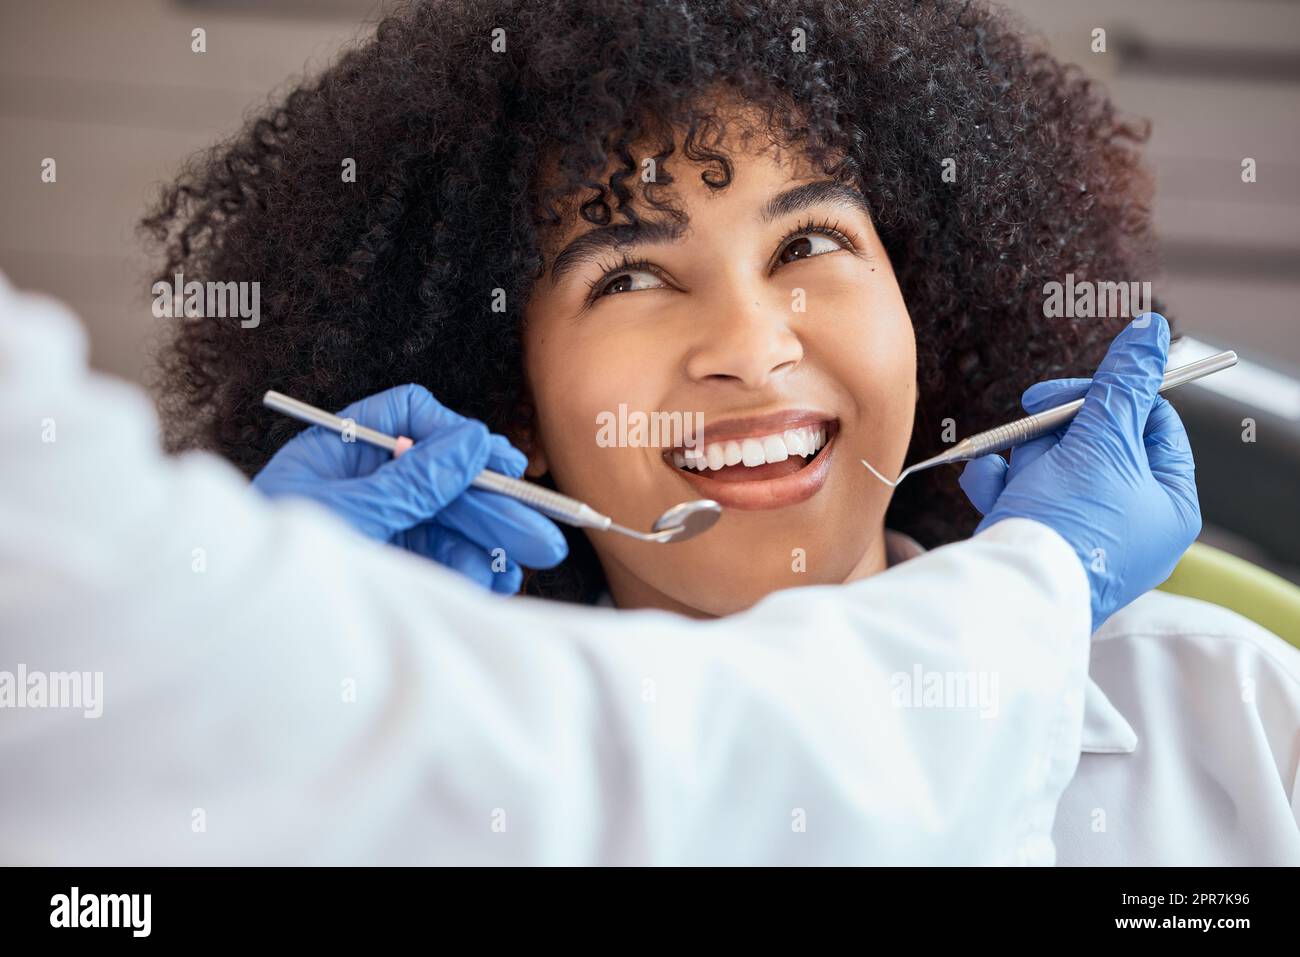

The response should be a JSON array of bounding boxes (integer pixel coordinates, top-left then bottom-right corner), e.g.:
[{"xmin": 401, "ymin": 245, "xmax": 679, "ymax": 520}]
[
  {"xmin": 877, "ymin": 536, "xmax": 1300, "ymax": 864},
  {"xmin": 1056, "ymin": 591, "xmax": 1300, "ymax": 864},
  {"xmin": 0, "ymin": 277, "xmax": 1093, "ymax": 865}
]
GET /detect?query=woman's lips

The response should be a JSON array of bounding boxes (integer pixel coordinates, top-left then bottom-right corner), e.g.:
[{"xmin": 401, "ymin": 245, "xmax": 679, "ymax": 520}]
[{"xmin": 666, "ymin": 420, "xmax": 839, "ymax": 510}]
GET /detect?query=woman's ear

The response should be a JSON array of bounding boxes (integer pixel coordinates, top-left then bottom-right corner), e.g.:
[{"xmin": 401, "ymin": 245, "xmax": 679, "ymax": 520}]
[
  {"xmin": 508, "ymin": 396, "xmax": 550, "ymax": 478},
  {"xmin": 524, "ymin": 442, "xmax": 550, "ymax": 479}
]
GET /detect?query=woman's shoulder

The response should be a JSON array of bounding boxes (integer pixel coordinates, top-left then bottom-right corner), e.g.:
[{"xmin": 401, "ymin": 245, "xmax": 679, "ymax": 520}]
[
  {"xmin": 1060, "ymin": 589, "xmax": 1300, "ymax": 865},
  {"xmin": 1095, "ymin": 589, "xmax": 1300, "ymax": 681}
]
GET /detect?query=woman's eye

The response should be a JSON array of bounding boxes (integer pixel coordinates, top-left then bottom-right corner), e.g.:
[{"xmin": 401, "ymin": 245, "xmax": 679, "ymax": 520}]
[
  {"xmin": 595, "ymin": 268, "xmax": 664, "ymax": 298},
  {"xmin": 777, "ymin": 231, "xmax": 844, "ymax": 265}
]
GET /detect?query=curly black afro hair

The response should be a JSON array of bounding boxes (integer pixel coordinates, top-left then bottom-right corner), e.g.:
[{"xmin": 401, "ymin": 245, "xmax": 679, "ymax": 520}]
[{"xmin": 143, "ymin": 0, "xmax": 1162, "ymax": 603}]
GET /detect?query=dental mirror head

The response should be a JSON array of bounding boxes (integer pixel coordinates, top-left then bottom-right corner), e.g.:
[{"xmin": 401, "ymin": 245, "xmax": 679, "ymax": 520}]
[{"xmin": 645, "ymin": 499, "xmax": 723, "ymax": 543}]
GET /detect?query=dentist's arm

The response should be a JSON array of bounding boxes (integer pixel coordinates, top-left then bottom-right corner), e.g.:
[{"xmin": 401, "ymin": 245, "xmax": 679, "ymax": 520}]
[{"xmin": 1, "ymin": 278, "xmax": 1092, "ymax": 865}]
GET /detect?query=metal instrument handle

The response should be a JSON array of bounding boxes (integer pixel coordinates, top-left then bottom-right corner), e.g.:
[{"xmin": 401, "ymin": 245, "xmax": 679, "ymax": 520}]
[
  {"xmin": 470, "ymin": 470, "xmax": 610, "ymax": 530},
  {"xmin": 966, "ymin": 350, "xmax": 1238, "ymax": 456}
]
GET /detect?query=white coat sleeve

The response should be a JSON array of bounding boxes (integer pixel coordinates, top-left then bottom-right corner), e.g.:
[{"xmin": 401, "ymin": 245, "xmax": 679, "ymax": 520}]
[{"xmin": 0, "ymin": 277, "xmax": 1092, "ymax": 865}]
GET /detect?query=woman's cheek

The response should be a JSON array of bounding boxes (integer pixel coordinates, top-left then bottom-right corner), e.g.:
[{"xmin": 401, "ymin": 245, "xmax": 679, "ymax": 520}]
[
  {"xmin": 536, "ymin": 372, "xmax": 650, "ymax": 505},
  {"xmin": 806, "ymin": 298, "xmax": 914, "ymax": 403},
  {"xmin": 860, "ymin": 322, "xmax": 916, "ymax": 452}
]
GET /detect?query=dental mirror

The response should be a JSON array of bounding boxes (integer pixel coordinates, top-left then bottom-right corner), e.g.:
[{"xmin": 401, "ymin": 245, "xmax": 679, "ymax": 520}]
[{"xmin": 643, "ymin": 499, "xmax": 723, "ymax": 543}]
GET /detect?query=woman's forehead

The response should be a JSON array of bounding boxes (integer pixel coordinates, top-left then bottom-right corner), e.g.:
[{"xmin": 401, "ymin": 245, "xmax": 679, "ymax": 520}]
[{"xmin": 533, "ymin": 129, "xmax": 837, "ymax": 253}]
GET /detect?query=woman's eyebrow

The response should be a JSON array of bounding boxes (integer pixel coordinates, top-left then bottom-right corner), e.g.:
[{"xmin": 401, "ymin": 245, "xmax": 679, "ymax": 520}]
[
  {"xmin": 759, "ymin": 180, "xmax": 873, "ymax": 225},
  {"xmin": 547, "ymin": 179, "xmax": 872, "ymax": 287},
  {"xmin": 549, "ymin": 219, "xmax": 684, "ymax": 288}
]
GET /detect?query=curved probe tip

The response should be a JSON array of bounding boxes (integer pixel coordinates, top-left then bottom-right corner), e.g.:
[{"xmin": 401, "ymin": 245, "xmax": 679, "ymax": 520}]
[{"xmin": 860, "ymin": 459, "xmax": 902, "ymax": 488}]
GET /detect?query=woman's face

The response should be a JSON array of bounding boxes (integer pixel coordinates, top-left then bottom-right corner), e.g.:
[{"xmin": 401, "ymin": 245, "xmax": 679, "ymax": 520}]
[{"xmin": 522, "ymin": 119, "xmax": 916, "ymax": 616}]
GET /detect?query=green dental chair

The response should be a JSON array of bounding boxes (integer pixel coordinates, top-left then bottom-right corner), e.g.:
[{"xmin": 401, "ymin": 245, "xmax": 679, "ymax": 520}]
[
  {"xmin": 1158, "ymin": 543, "xmax": 1300, "ymax": 650},
  {"xmin": 1155, "ymin": 346, "xmax": 1300, "ymax": 652}
]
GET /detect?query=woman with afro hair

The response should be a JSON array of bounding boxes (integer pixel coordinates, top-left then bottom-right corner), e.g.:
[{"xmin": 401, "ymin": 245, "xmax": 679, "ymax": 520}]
[{"xmin": 141, "ymin": 0, "xmax": 1300, "ymax": 864}]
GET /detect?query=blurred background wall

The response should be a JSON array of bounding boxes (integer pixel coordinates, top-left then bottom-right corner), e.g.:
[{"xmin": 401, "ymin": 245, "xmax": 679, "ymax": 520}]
[
  {"xmin": 0, "ymin": 0, "xmax": 388, "ymax": 379},
  {"xmin": 1, "ymin": 0, "xmax": 1297, "ymax": 570}
]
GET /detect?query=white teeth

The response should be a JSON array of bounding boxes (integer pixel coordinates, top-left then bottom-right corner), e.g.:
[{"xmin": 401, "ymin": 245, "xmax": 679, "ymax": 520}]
[
  {"xmin": 674, "ymin": 423, "xmax": 832, "ymax": 472},
  {"xmin": 762, "ymin": 435, "xmax": 788, "ymax": 463}
]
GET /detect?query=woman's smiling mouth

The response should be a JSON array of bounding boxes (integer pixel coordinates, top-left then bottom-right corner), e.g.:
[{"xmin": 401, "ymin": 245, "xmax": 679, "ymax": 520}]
[{"xmin": 662, "ymin": 411, "xmax": 840, "ymax": 510}]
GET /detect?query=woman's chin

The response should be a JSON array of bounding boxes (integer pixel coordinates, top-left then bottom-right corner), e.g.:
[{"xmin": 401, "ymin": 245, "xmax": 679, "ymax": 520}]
[{"xmin": 646, "ymin": 552, "xmax": 866, "ymax": 617}]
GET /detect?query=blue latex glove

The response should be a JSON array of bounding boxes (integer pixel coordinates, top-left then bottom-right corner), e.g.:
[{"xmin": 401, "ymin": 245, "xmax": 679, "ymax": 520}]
[
  {"xmin": 959, "ymin": 314, "xmax": 1200, "ymax": 631},
  {"xmin": 253, "ymin": 384, "xmax": 568, "ymax": 593}
]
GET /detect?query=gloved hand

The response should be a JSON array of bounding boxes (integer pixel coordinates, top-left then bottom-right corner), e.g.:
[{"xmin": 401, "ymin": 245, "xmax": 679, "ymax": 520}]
[
  {"xmin": 959, "ymin": 314, "xmax": 1200, "ymax": 631},
  {"xmin": 253, "ymin": 384, "xmax": 568, "ymax": 594}
]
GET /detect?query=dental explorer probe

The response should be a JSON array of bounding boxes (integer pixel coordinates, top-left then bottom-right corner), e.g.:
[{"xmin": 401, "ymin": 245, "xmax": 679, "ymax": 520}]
[
  {"xmin": 261, "ymin": 391, "xmax": 723, "ymax": 544},
  {"xmin": 861, "ymin": 349, "xmax": 1238, "ymax": 488}
]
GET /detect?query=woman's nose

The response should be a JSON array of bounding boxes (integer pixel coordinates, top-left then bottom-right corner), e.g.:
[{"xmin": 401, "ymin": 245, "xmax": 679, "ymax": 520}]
[{"xmin": 683, "ymin": 292, "xmax": 804, "ymax": 388}]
